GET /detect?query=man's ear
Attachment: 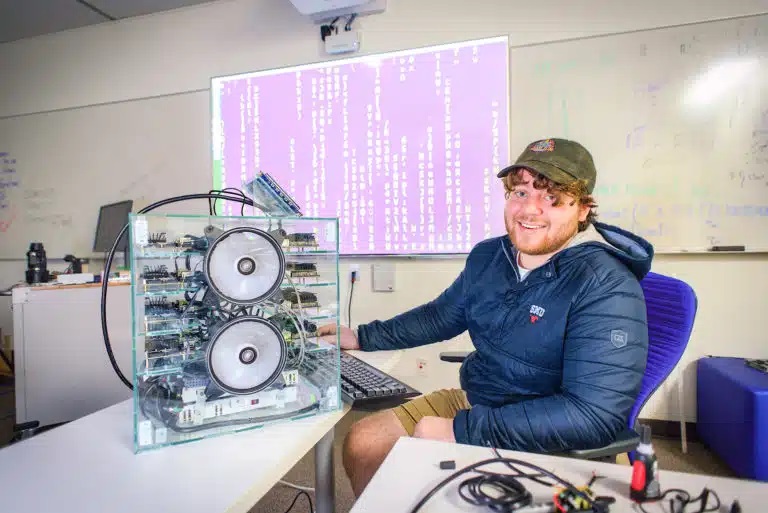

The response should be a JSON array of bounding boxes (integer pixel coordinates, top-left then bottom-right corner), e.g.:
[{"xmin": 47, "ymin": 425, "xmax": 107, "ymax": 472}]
[{"xmin": 578, "ymin": 205, "xmax": 590, "ymax": 223}]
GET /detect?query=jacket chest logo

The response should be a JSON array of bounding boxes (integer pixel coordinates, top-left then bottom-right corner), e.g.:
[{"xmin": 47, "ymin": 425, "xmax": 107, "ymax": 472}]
[{"xmin": 529, "ymin": 304, "xmax": 546, "ymax": 323}]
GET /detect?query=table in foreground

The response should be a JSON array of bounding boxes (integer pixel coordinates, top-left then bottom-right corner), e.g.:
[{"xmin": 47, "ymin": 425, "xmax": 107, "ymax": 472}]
[
  {"xmin": 0, "ymin": 399, "xmax": 345, "ymax": 513},
  {"xmin": 352, "ymin": 437, "xmax": 766, "ymax": 512}
]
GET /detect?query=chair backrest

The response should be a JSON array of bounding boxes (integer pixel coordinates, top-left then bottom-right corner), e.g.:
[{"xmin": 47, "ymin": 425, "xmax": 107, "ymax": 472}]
[{"xmin": 627, "ymin": 271, "xmax": 698, "ymax": 429}]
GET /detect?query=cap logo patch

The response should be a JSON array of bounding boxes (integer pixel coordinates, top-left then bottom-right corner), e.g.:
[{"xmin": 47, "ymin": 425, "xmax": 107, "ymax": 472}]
[{"xmin": 530, "ymin": 139, "xmax": 555, "ymax": 152}]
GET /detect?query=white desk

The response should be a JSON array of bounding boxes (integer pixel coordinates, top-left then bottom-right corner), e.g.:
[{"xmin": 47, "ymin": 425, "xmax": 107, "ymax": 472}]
[
  {"xmin": 352, "ymin": 437, "xmax": 767, "ymax": 512},
  {"xmin": 0, "ymin": 348, "xmax": 402, "ymax": 513},
  {"xmin": 0, "ymin": 400, "xmax": 342, "ymax": 513}
]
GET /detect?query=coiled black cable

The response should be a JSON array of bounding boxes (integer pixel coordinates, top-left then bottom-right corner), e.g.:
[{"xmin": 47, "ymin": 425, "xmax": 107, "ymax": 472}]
[
  {"xmin": 457, "ymin": 473, "xmax": 532, "ymax": 512},
  {"xmin": 408, "ymin": 456, "xmax": 601, "ymax": 513},
  {"xmin": 100, "ymin": 192, "xmax": 266, "ymax": 390}
]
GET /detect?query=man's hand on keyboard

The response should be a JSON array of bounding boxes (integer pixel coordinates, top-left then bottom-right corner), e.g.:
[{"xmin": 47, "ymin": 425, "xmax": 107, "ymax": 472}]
[{"xmin": 317, "ymin": 324, "xmax": 360, "ymax": 350}]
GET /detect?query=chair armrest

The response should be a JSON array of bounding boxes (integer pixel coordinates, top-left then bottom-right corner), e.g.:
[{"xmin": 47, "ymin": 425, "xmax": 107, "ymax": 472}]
[
  {"xmin": 439, "ymin": 351, "xmax": 471, "ymax": 363},
  {"xmin": 13, "ymin": 421, "xmax": 40, "ymax": 432},
  {"xmin": 567, "ymin": 428, "xmax": 639, "ymax": 460}
]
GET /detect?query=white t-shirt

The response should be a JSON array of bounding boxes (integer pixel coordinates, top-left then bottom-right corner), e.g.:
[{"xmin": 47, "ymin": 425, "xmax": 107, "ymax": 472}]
[{"xmin": 516, "ymin": 252, "xmax": 532, "ymax": 281}]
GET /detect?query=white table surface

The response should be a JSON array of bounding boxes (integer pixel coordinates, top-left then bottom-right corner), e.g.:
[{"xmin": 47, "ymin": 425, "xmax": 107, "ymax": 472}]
[
  {"xmin": 0, "ymin": 348, "xmax": 403, "ymax": 513},
  {"xmin": 351, "ymin": 437, "xmax": 767, "ymax": 513},
  {"xmin": 0, "ymin": 399, "xmax": 344, "ymax": 513}
]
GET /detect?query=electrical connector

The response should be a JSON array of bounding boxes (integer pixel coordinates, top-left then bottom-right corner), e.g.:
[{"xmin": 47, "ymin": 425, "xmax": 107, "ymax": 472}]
[{"xmin": 351, "ymin": 270, "xmax": 357, "ymax": 283}]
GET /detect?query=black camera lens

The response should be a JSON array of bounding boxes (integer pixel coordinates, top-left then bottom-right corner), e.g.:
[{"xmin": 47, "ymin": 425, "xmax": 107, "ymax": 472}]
[{"xmin": 25, "ymin": 242, "xmax": 49, "ymax": 284}]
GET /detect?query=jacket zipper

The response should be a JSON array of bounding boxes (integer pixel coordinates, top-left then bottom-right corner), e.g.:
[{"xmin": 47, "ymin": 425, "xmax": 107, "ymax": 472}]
[{"xmin": 501, "ymin": 240, "xmax": 521, "ymax": 282}]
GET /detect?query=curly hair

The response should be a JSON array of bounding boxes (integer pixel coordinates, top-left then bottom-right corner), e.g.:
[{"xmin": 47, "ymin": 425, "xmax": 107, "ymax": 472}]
[{"xmin": 503, "ymin": 169, "xmax": 598, "ymax": 232}]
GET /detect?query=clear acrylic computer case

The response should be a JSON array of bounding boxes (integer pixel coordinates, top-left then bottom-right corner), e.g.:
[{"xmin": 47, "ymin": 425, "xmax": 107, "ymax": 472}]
[{"xmin": 129, "ymin": 214, "xmax": 341, "ymax": 452}]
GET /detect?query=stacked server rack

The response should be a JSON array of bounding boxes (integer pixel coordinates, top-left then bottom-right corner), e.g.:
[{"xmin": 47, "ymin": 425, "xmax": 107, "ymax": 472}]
[{"xmin": 129, "ymin": 214, "xmax": 341, "ymax": 452}]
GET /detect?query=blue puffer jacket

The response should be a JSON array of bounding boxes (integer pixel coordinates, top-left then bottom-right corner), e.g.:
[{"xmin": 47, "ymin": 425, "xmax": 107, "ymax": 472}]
[{"xmin": 357, "ymin": 222, "xmax": 654, "ymax": 453}]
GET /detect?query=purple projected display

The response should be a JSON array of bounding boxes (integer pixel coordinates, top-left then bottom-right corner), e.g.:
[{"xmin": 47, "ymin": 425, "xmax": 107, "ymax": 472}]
[{"xmin": 212, "ymin": 36, "xmax": 509, "ymax": 255}]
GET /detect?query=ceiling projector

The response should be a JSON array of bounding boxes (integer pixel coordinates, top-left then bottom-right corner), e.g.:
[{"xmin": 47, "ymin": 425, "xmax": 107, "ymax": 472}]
[{"xmin": 289, "ymin": 0, "xmax": 386, "ymax": 22}]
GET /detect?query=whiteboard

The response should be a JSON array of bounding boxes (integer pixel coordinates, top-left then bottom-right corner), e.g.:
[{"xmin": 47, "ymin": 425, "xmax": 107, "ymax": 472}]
[
  {"xmin": 1, "ymin": 14, "xmax": 767, "ymax": 258},
  {"xmin": 510, "ymin": 14, "xmax": 768, "ymax": 252},
  {"xmin": 0, "ymin": 91, "xmax": 212, "ymax": 259}
]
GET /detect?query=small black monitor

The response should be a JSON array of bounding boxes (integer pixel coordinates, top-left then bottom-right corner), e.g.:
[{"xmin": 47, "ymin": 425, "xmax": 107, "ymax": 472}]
[{"xmin": 93, "ymin": 200, "xmax": 133, "ymax": 253}]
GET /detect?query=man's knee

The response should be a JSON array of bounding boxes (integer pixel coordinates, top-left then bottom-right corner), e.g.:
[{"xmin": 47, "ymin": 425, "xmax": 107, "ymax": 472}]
[{"xmin": 343, "ymin": 410, "xmax": 406, "ymax": 463}]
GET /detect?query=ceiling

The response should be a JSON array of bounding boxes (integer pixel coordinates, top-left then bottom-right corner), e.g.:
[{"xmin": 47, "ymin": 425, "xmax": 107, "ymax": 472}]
[{"xmin": 0, "ymin": 0, "xmax": 220, "ymax": 44}]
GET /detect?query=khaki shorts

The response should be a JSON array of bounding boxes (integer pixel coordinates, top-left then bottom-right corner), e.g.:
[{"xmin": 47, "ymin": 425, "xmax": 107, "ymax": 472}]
[{"xmin": 392, "ymin": 388, "xmax": 471, "ymax": 435}]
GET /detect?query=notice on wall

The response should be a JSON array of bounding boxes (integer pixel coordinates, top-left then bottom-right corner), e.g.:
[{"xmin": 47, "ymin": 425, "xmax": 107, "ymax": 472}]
[{"xmin": 0, "ymin": 152, "xmax": 19, "ymax": 234}]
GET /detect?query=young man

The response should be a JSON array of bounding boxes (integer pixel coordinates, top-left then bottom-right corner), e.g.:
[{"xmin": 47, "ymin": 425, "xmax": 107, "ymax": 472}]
[{"xmin": 319, "ymin": 138, "xmax": 654, "ymax": 497}]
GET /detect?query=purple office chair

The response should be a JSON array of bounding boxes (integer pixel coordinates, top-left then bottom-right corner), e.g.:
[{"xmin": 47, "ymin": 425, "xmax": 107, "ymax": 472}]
[
  {"xmin": 440, "ymin": 271, "xmax": 698, "ymax": 461},
  {"xmin": 569, "ymin": 271, "xmax": 698, "ymax": 461}
]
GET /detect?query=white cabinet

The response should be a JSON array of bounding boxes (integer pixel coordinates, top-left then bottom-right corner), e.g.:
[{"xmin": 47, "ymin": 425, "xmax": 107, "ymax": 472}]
[{"xmin": 12, "ymin": 283, "xmax": 133, "ymax": 426}]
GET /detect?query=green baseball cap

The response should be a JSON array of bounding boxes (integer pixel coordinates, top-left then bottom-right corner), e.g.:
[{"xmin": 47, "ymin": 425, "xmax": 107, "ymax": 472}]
[{"xmin": 497, "ymin": 138, "xmax": 597, "ymax": 193}]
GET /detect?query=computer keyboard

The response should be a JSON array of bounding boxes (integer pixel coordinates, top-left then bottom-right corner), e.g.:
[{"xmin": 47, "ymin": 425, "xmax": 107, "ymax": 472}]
[
  {"xmin": 304, "ymin": 350, "xmax": 421, "ymax": 410},
  {"xmin": 746, "ymin": 359, "xmax": 768, "ymax": 374}
]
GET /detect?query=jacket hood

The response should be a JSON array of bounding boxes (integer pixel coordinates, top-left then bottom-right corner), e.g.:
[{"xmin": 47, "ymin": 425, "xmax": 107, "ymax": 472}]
[{"xmin": 560, "ymin": 222, "xmax": 654, "ymax": 280}]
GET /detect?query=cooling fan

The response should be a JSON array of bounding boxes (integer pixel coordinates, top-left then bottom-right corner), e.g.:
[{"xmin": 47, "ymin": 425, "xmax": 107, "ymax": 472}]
[
  {"xmin": 134, "ymin": 219, "xmax": 338, "ymax": 448},
  {"xmin": 203, "ymin": 227, "xmax": 288, "ymax": 395},
  {"xmin": 204, "ymin": 226, "xmax": 285, "ymax": 305}
]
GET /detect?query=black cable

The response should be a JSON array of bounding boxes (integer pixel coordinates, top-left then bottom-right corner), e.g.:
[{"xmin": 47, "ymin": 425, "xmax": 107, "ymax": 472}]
[
  {"xmin": 222, "ymin": 188, "xmax": 248, "ymax": 216},
  {"xmin": 347, "ymin": 279, "xmax": 354, "ymax": 327},
  {"xmin": 320, "ymin": 16, "xmax": 341, "ymax": 41},
  {"xmin": 209, "ymin": 188, "xmax": 223, "ymax": 215},
  {"xmin": 282, "ymin": 490, "xmax": 313, "ymax": 513},
  {"xmin": 74, "ymin": 0, "xmax": 116, "ymax": 21},
  {"xmin": 489, "ymin": 445, "xmax": 554, "ymax": 487},
  {"xmin": 212, "ymin": 187, "xmax": 249, "ymax": 216},
  {"xmin": 101, "ymin": 223, "xmax": 134, "ymax": 389},
  {"xmin": 635, "ymin": 487, "xmax": 721, "ymax": 513},
  {"xmin": 208, "ymin": 187, "xmax": 247, "ymax": 215},
  {"xmin": 100, "ymin": 192, "xmax": 261, "ymax": 391},
  {"xmin": 408, "ymin": 456, "xmax": 596, "ymax": 513},
  {"xmin": 345, "ymin": 13, "xmax": 357, "ymax": 31},
  {"xmin": 457, "ymin": 474, "xmax": 532, "ymax": 512}
]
